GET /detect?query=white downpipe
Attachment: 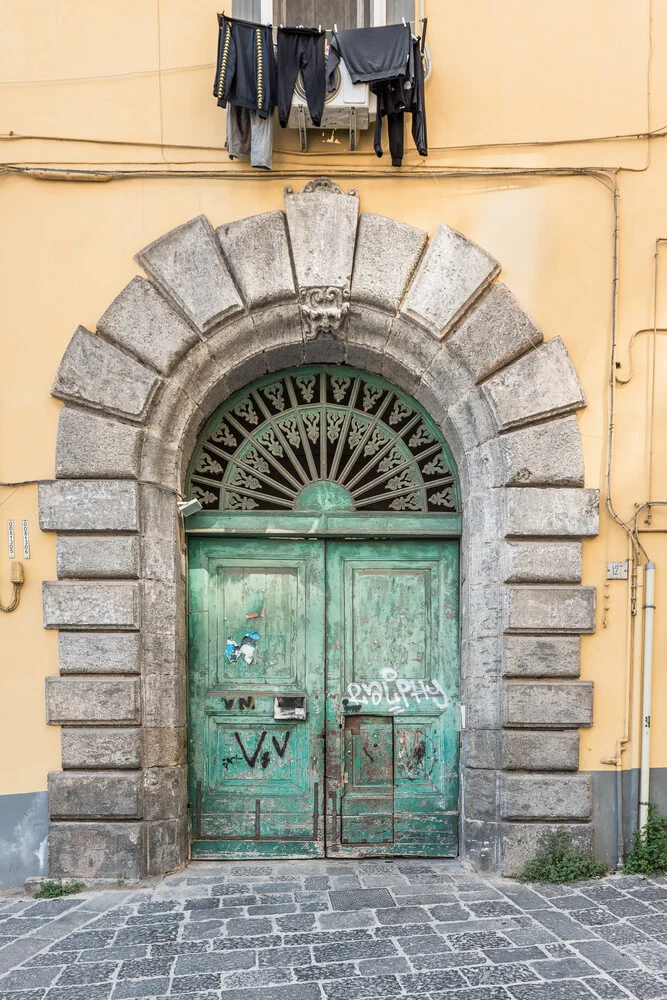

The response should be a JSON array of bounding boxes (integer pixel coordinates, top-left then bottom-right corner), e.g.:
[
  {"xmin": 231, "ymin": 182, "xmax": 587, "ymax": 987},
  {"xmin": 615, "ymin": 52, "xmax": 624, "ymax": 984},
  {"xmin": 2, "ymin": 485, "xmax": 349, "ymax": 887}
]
[{"xmin": 639, "ymin": 562, "xmax": 656, "ymax": 830}]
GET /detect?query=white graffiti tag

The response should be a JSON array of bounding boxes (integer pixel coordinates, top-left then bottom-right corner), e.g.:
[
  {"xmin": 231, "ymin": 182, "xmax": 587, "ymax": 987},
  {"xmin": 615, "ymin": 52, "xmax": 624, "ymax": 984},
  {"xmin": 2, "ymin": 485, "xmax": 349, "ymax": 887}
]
[{"xmin": 345, "ymin": 667, "xmax": 449, "ymax": 714}]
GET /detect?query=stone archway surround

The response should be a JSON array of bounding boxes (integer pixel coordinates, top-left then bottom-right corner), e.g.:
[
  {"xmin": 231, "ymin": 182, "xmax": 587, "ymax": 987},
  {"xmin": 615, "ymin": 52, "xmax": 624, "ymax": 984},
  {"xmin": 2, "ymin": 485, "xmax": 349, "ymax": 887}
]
[{"xmin": 39, "ymin": 178, "xmax": 598, "ymax": 879}]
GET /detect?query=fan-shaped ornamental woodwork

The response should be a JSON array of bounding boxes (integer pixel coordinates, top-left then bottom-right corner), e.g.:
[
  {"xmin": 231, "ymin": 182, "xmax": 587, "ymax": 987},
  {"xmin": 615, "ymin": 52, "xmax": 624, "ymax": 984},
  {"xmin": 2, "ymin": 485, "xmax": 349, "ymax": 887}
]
[{"xmin": 187, "ymin": 366, "xmax": 460, "ymax": 514}]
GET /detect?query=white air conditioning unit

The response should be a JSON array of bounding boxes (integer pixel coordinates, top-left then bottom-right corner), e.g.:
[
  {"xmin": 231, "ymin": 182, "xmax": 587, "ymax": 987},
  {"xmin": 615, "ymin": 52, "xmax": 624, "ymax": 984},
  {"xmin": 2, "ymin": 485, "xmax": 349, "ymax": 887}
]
[{"xmin": 287, "ymin": 60, "xmax": 377, "ymax": 151}]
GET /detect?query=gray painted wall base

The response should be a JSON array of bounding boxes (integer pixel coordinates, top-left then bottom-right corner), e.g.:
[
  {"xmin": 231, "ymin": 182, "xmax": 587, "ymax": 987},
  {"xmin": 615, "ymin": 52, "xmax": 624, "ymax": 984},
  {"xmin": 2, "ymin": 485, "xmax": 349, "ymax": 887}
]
[
  {"xmin": 0, "ymin": 791, "xmax": 48, "ymax": 889},
  {"xmin": 589, "ymin": 767, "xmax": 667, "ymax": 866}
]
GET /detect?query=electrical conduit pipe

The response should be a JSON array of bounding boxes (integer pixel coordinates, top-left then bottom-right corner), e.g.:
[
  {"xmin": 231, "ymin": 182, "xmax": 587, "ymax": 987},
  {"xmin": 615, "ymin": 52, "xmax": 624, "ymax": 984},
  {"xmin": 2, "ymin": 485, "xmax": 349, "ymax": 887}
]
[{"xmin": 639, "ymin": 562, "xmax": 656, "ymax": 829}]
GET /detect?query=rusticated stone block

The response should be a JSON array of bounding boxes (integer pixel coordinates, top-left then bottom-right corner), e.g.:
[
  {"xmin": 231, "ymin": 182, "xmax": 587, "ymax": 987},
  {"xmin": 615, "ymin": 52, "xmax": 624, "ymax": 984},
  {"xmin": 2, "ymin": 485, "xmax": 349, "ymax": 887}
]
[
  {"xmin": 49, "ymin": 771, "xmax": 141, "ymax": 819},
  {"xmin": 59, "ymin": 632, "xmax": 140, "ymax": 674},
  {"xmin": 505, "ymin": 681, "xmax": 593, "ymax": 728},
  {"xmin": 52, "ymin": 326, "xmax": 159, "ymax": 420},
  {"xmin": 351, "ymin": 214, "xmax": 428, "ymax": 313},
  {"xmin": 39, "ymin": 480, "xmax": 138, "ymax": 533},
  {"xmin": 446, "ymin": 283, "xmax": 543, "ymax": 382},
  {"xmin": 402, "ymin": 224, "xmax": 500, "ymax": 338},
  {"xmin": 143, "ymin": 766, "xmax": 187, "ymax": 820},
  {"xmin": 48, "ymin": 821, "xmax": 142, "ymax": 878},
  {"xmin": 217, "ymin": 211, "xmax": 295, "ymax": 308},
  {"xmin": 463, "ymin": 729, "xmax": 502, "ymax": 769},
  {"xmin": 505, "ymin": 488, "xmax": 599, "ymax": 537},
  {"xmin": 136, "ymin": 216, "xmax": 242, "ymax": 333},
  {"xmin": 144, "ymin": 817, "xmax": 188, "ymax": 875},
  {"xmin": 43, "ymin": 582, "xmax": 140, "ymax": 630},
  {"xmin": 382, "ymin": 316, "xmax": 441, "ymax": 393},
  {"xmin": 504, "ymin": 635, "xmax": 581, "ymax": 678},
  {"xmin": 501, "ymin": 822, "xmax": 592, "ymax": 876},
  {"xmin": 56, "ymin": 407, "xmax": 141, "ymax": 480},
  {"xmin": 61, "ymin": 728, "xmax": 141, "ymax": 769},
  {"xmin": 139, "ymin": 485, "xmax": 182, "ymax": 584},
  {"xmin": 503, "ymin": 730, "xmax": 580, "ymax": 771},
  {"xmin": 505, "ymin": 586, "xmax": 596, "ymax": 634},
  {"xmin": 503, "ymin": 541, "xmax": 582, "ymax": 583},
  {"xmin": 483, "ymin": 337, "xmax": 586, "ymax": 430},
  {"xmin": 98, "ymin": 276, "xmax": 199, "ymax": 375},
  {"xmin": 56, "ymin": 536, "xmax": 139, "ymax": 580},
  {"xmin": 142, "ymin": 727, "xmax": 187, "ymax": 767},
  {"xmin": 46, "ymin": 677, "xmax": 141, "ymax": 725},
  {"xmin": 500, "ymin": 416, "xmax": 584, "ymax": 487},
  {"xmin": 464, "ymin": 769, "xmax": 499, "ymax": 822},
  {"xmin": 285, "ymin": 180, "xmax": 359, "ymax": 289},
  {"xmin": 501, "ymin": 773, "xmax": 591, "ymax": 821}
]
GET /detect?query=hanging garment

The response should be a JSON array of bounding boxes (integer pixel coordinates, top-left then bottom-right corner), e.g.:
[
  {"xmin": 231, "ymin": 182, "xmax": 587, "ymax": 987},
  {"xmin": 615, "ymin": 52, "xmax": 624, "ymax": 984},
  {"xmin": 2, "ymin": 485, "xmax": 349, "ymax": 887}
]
[
  {"xmin": 326, "ymin": 23, "xmax": 411, "ymax": 90},
  {"xmin": 226, "ymin": 103, "xmax": 274, "ymax": 170},
  {"xmin": 213, "ymin": 13, "xmax": 277, "ymax": 118},
  {"xmin": 277, "ymin": 26, "xmax": 326, "ymax": 128},
  {"xmin": 372, "ymin": 36, "xmax": 427, "ymax": 167}
]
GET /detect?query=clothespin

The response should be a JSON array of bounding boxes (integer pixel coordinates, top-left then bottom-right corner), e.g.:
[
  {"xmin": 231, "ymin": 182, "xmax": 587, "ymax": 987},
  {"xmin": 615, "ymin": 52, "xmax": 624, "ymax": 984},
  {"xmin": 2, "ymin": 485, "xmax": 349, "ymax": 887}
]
[
  {"xmin": 334, "ymin": 23, "xmax": 338, "ymax": 32},
  {"xmin": 402, "ymin": 16, "xmax": 406, "ymax": 25},
  {"xmin": 318, "ymin": 24, "xmax": 321, "ymax": 32}
]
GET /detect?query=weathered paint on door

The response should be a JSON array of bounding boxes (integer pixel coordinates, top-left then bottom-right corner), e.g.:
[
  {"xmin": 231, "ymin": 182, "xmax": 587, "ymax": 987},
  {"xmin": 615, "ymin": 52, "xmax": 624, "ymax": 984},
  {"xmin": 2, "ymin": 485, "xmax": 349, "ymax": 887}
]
[
  {"xmin": 188, "ymin": 537, "xmax": 459, "ymax": 858},
  {"xmin": 326, "ymin": 540, "xmax": 460, "ymax": 858},
  {"xmin": 188, "ymin": 538, "xmax": 326, "ymax": 858}
]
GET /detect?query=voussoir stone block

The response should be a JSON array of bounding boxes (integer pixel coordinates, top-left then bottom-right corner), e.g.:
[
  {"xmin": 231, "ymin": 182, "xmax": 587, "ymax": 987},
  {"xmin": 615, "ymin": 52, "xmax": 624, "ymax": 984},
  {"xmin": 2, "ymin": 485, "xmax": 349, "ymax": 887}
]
[
  {"xmin": 503, "ymin": 541, "xmax": 582, "ymax": 583},
  {"xmin": 136, "ymin": 216, "xmax": 243, "ymax": 334},
  {"xmin": 56, "ymin": 535, "xmax": 139, "ymax": 580},
  {"xmin": 402, "ymin": 223, "xmax": 500, "ymax": 338},
  {"xmin": 285, "ymin": 179, "xmax": 359, "ymax": 289},
  {"xmin": 59, "ymin": 632, "xmax": 140, "ymax": 674},
  {"xmin": 503, "ymin": 730, "xmax": 580, "ymax": 771},
  {"xmin": 98, "ymin": 276, "xmax": 199, "ymax": 375},
  {"xmin": 501, "ymin": 822, "xmax": 592, "ymax": 877},
  {"xmin": 39, "ymin": 480, "xmax": 139, "ymax": 532},
  {"xmin": 43, "ymin": 581, "xmax": 140, "ymax": 630},
  {"xmin": 501, "ymin": 773, "xmax": 591, "ymax": 821},
  {"xmin": 46, "ymin": 677, "xmax": 141, "ymax": 725},
  {"xmin": 504, "ymin": 635, "xmax": 581, "ymax": 678},
  {"xmin": 483, "ymin": 337, "xmax": 586, "ymax": 430},
  {"xmin": 61, "ymin": 728, "xmax": 142, "ymax": 769},
  {"xmin": 49, "ymin": 771, "xmax": 142, "ymax": 819},
  {"xmin": 505, "ymin": 681, "xmax": 593, "ymax": 728},
  {"xmin": 52, "ymin": 326, "xmax": 159, "ymax": 420},
  {"xmin": 505, "ymin": 585, "xmax": 596, "ymax": 634},
  {"xmin": 500, "ymin": 416, "xmax": 584, "ymax": 487},
  {"xmin": 48, "ymin": 821, "xmax": 142, "ymax": 879},
  {"xmin": 217, "ymin": 210, "xmax": 295, "ymax": 308},
  {"xmin": 351, "ymin": 213, "xmax": 428, "ymax": 312},
  {"xmin": 505, "ymin": 488, "xmax": 599, "ymax": 537},
  {"xmin": 446, "ymin": 282, "xmax": 543, "ymax": 383},
  {"xmin": 56, "ymin": 407, "xmax": 141, "ymax": 480}
]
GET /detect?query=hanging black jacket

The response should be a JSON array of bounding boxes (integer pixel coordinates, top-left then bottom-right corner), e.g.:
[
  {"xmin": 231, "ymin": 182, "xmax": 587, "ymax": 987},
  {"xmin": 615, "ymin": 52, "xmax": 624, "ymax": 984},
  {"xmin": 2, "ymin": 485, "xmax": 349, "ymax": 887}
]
[
  {"xmin": 326, "ymin": 23, "xmax": 411, "ymax": 90},
  {"xmin": 213, "ymin": 14, "xmax": 277, "ymax": 118},
  {"xmin": 372, "ymin": 36, "xmax": 427, "ymax": 167}
]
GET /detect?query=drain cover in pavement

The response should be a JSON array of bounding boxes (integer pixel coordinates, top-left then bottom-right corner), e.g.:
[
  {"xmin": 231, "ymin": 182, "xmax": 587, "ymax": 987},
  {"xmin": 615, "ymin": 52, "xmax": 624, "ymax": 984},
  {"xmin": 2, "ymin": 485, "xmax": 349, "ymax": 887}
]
[{"xmin": 329, "ymin": 888, "xmax": 395, "ymax": 910}]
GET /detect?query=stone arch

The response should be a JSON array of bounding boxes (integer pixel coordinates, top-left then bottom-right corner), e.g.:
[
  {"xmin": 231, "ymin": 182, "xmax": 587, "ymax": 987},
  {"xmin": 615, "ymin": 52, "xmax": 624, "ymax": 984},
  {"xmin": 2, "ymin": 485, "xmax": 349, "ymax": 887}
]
[{"xmin": 40, "ymin": 177, "xmax": 598, "ymax": 879}]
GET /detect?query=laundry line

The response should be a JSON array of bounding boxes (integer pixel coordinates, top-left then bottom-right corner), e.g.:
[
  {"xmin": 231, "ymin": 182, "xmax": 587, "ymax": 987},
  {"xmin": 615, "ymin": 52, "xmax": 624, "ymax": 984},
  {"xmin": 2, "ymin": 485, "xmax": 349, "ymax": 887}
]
[{"xmin": 219, "ymin": 10, "xmax": 427, "ymax": 34}]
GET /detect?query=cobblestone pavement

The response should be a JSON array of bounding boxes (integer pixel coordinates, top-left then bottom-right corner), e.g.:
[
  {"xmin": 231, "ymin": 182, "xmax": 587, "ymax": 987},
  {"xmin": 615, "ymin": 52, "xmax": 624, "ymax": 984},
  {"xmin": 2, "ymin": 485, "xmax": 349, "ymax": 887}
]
[{"xmin": 2, "ymin": 860, "xmax": 667, "ymax": 999}]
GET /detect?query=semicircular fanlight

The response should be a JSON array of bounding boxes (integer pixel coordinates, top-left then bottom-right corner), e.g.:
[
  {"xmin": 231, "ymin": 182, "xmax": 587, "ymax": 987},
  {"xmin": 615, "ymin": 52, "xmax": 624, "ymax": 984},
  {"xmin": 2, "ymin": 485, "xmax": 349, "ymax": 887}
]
[{"xmin": 186, "ymin": 366, "xmax": 460, "ymax": 514}]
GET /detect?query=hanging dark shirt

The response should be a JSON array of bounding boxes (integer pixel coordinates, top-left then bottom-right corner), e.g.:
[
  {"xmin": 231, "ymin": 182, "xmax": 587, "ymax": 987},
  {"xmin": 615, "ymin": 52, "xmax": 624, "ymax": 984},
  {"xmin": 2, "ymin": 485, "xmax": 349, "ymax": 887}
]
[
  {"xmin": 372, "ymin": 36, "xmax": 427, "ymax": 167},
  {"xmin": 213, "ymin": 14, "xmax": 277, "ymax": 118},
  {"xmin": 326, "ymin": 23, "xmax": 411, "ymax": 91}
]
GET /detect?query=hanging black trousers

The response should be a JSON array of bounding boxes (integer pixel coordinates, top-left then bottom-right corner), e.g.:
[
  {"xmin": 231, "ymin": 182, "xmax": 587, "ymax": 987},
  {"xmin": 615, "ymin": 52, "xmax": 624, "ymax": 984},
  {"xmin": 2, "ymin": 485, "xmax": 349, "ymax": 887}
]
[{"xmin": 277, "ymin": 27, "xmax": 326, "ymax": 128}]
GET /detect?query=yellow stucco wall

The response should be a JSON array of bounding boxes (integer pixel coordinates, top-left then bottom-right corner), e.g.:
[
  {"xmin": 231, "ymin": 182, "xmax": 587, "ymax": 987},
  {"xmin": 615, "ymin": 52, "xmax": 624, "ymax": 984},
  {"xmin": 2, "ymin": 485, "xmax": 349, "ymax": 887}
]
[{"xmin": 1, "ymin": 0, "xmax": 667, "ymax": 799}]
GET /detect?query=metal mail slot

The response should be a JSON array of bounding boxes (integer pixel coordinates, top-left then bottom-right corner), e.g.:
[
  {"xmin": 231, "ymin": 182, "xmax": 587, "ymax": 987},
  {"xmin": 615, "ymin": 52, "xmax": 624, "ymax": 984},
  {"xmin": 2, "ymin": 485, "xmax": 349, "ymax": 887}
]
[{"xmin": 274, "ymin": 694, "xmax": 307, "ymax": 721}]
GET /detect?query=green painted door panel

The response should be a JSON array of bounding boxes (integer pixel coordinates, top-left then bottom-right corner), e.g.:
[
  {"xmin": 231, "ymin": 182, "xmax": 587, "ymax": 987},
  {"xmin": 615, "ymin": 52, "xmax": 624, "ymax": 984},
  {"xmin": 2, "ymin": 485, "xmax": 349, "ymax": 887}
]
[
  {"xmin": 188, "ymin": 535, "xmax": 459, "ymax": 859},
  {"xmin": 326, "ymin": 539, "xmax": 460, "ymax": 857},
  {"xmin": 188, "ymin": 537, "xmax": 325, "ymax": 858}
]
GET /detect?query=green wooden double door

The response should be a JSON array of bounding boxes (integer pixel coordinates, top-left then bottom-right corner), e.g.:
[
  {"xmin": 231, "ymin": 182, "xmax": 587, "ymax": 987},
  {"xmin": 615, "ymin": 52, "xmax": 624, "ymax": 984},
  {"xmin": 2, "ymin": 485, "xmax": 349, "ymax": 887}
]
[{"xmin": 188, "ymin": 537, "xmax": 460, "ymax": 859}]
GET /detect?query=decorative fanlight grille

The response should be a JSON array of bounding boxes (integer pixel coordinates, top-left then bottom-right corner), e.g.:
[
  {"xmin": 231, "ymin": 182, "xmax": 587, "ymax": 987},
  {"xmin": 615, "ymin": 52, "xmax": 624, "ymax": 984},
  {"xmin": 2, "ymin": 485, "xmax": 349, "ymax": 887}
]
[{"xmin": 187, "ymin": 367, "xmax": 460, "ymax": 514}]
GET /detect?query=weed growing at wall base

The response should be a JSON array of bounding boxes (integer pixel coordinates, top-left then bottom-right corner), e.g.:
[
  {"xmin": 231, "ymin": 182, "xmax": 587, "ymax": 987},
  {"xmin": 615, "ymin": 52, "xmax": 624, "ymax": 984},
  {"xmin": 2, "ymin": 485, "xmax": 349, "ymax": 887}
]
[
  {"xmin": 519, "ymin": 827, "xmax": 610, "ymax": 883},
  {"xmin": 34, "ymin": 880, "xmax": 84, "ymax": 899},
  {"xmin": 624, "ymin": 803, "xmax": 667, "ymax": 875}
]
